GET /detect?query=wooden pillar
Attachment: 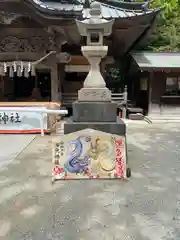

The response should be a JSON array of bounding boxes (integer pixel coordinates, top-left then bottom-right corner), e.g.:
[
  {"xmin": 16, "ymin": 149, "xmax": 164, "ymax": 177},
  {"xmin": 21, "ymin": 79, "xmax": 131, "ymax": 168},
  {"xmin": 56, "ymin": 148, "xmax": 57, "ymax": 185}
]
[
  {"xmin": 50, "ymin": 63, "xmax": 58, "ymax": 102},
  {"xmin": 0, "ymin": 76, "xmax": 4, "ymax": 100},
  {"xmin": 46, "ymin": 63, "xmax": 58, "ymax": 133},
  {"xmin": 58, "ymin": 63, "xmax": 65, "ymax": 102},
  {"xmin": 3, "ymin": 75, "xmax": 14, "ymax": 100},
  {"xmin": 148, "ymin": 71, "xmax": 153, "ymax": 115}
]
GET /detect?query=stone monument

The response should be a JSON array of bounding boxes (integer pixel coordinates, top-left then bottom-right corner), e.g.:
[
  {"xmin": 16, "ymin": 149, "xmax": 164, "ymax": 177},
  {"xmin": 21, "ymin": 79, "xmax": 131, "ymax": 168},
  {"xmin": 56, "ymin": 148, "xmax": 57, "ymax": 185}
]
[
  {"xmin": 64, "ymin": 2, "xmax": 126, "ymax": 136},
  {"xmin": 52, "ymin": 3, "xmax": 131, "ymax": 181}
]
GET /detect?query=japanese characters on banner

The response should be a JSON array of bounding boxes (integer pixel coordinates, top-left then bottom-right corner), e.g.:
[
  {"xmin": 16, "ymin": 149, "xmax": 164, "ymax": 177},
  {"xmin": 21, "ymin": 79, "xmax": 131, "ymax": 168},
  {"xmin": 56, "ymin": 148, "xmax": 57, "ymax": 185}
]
[
  {"xmin": 0, "ymin": 107, "xmax": 47, "ymax": 133},
  {"xmin": 0, "ymin": 112, "xmax": 21, "ymax": 124}
]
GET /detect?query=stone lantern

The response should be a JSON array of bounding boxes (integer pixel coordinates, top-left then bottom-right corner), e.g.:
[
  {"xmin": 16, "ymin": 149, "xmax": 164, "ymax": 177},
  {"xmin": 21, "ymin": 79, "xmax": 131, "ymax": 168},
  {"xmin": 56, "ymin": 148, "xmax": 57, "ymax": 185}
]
[
  {"xmin": 64, "ymin": 2, "xmax": 126, "ymax": 144},
  {"xmin": 76, "ymin": 2, "xmax": 114, "ymax": 101},
  {"xmin": 62, "ymin": 2, "xmax": 129, "ymax": 180}
]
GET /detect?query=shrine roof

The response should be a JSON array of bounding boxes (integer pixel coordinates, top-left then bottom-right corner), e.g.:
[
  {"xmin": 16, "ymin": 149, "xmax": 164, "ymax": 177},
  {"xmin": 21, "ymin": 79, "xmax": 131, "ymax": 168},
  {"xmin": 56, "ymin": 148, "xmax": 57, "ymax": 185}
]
[
  {"xmin": 83, "ymin": 3, "xmax": 155, "ymax": 19},
  {"xmin": 30, "ymin": 0, "xmax": 161, "ymax": 19},
  {"xmin": 132, "ymin": 52, "xmax": 180, "ymax": 70}
]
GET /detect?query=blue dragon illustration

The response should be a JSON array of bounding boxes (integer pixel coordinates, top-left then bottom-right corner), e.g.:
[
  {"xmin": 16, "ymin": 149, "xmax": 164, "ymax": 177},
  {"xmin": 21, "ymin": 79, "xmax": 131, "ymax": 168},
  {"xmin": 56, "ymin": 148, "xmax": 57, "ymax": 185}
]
[{"xmin": 65, "ymin": 136, "xmax": 91, "ymax": 173}]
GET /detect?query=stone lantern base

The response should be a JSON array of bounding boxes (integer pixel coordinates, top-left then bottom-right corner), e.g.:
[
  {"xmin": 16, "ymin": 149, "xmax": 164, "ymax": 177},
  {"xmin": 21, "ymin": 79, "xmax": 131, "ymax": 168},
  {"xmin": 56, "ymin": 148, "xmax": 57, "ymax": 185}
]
[
  {"xmin": 64, "ymin": 120, "xmax": 126, "ymax": 136},
  {"xmin": 72, "ymin": 101, "xmax": 117, "ymax": 122},
  {"xmin": 64, "ymin": 100, "xmax": 126, "ymax": 136},
  {"xmin": 64, "ymin": 45, "xmax": 126, "ymax": 136}
]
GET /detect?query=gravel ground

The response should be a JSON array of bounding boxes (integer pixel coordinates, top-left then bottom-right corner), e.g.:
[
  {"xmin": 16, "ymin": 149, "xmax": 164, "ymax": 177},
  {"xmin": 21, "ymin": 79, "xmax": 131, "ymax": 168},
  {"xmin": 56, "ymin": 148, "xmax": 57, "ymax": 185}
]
[{"xmin": 0, "ymin": 123, "xmax": 180, "ymax": 240}]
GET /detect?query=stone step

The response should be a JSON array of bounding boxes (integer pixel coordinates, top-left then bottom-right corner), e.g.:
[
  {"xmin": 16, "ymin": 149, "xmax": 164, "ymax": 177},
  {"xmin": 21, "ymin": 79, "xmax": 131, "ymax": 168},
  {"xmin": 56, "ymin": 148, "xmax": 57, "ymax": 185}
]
[
  {"xmin": 150, "ymin": 115, "xmax": 180, "ymax": 118},
  {"xmin": 150, "ymin": 113, "xmax": 180, "ymax": 116},
  {"xmin": 160, "ymin": 109, "xmax": 180, "ymax": 111},
  {"xmin": 149, "ymin": 115, "xmax": 180, "ymax": 120},
  {"xmin": 160, "ymin": 113, "xmax": 180, "ymax": 115}
]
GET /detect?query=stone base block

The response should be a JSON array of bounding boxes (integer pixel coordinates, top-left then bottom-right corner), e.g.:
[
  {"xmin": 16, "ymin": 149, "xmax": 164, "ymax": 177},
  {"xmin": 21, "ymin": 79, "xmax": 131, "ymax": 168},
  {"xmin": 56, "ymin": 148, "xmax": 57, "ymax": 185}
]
[
  {"xmin": 64, "ymin": 119, "xmax": 126, "ymax": 135},
  {"xmin": 72, "ymin": 101, "xmax": 117, "ymax": 122},
  {"xmin": 78, "ymin": 87, "xmax": 111, "ymax": 102}
]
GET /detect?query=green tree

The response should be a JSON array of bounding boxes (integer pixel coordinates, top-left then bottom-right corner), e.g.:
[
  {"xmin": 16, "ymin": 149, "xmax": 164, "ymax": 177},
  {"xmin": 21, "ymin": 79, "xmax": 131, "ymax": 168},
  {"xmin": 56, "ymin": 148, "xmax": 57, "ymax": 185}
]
[
  {"xmin": 136, "ymin": 0, "xmax": 178, "ymax": 15},
  {"xmin": 150, "ymin": 0, "xmax": 178, "ymax": 17},
  {"xmin": 147, "ymin": 0, "xmax": 180, "ymax": 51}
]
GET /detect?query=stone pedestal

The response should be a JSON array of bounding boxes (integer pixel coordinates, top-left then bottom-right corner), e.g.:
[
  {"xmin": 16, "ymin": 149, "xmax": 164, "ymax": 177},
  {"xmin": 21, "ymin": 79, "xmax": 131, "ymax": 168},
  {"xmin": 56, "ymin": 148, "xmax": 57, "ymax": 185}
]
[
  {"xmin": 64, "ymin": 119, "xmax": 126, "ymax": 135},
  {"xmin": 72, "ymin": 101, "xmax": 117, "ymax": 122},
  {"xmin": 64, "ymin": 44, "xmax": 126, "ymax": 137},
  {"xmin": 64, "ymin": 101, "xmax": 126, "ymax": 136}
]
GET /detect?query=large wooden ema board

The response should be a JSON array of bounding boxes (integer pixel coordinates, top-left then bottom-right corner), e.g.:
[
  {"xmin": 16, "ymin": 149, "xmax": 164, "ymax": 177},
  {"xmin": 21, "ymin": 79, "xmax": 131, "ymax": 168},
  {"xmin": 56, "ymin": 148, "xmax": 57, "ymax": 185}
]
[{"xmin": 52, "ymin": 129, "xmax": 127, "ymax": 181}]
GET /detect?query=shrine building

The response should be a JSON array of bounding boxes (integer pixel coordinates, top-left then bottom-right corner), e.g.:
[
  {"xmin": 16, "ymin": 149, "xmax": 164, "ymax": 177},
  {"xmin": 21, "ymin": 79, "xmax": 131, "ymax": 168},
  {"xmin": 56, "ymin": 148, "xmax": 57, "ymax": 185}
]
[{"xmin": 0, "ymin": 0, "xmax": 169, "ymax": 124}]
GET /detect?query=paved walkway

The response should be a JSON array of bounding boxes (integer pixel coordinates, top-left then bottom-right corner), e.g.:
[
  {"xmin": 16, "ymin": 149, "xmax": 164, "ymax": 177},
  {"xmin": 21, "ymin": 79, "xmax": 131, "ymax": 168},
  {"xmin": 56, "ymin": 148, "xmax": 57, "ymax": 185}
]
[
  {"xmin": 0, "ymin": 124, "xmax": 180, "ymax": 239},
  {"xmin": 0, "ymin": 134, "xmax": 36, "ymax": 169}
]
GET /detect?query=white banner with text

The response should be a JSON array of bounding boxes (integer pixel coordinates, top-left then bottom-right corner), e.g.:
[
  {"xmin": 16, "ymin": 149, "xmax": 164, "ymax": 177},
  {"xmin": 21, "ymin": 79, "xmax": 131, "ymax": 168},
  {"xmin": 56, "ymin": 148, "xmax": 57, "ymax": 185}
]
[{"xmin": 0, "ymin": 107, "xmax": 47, "ymax": 133}]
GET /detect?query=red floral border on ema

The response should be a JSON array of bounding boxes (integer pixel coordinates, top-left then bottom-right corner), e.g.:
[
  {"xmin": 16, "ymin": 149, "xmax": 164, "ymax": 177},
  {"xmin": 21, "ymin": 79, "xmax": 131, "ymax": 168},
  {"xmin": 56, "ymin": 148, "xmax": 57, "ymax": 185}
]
[{"xmin": 115, "ymin": 139, "xmax": 125, "ymax": 178}]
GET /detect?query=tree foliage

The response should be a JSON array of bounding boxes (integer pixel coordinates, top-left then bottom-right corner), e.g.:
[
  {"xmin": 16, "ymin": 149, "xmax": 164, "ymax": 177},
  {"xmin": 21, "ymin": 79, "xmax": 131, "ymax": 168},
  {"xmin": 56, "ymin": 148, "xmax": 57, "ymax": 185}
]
[
  {"xmin": 150, "ymin": 0, "xmax": 178, "ymax": 16},
  {"xmin": 136, "ymin": 0, "xmax": 180, "ymax": 51},
  {"xmin": 147, "ymin": 0, "xmax": 180, "ymax": 51}
]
